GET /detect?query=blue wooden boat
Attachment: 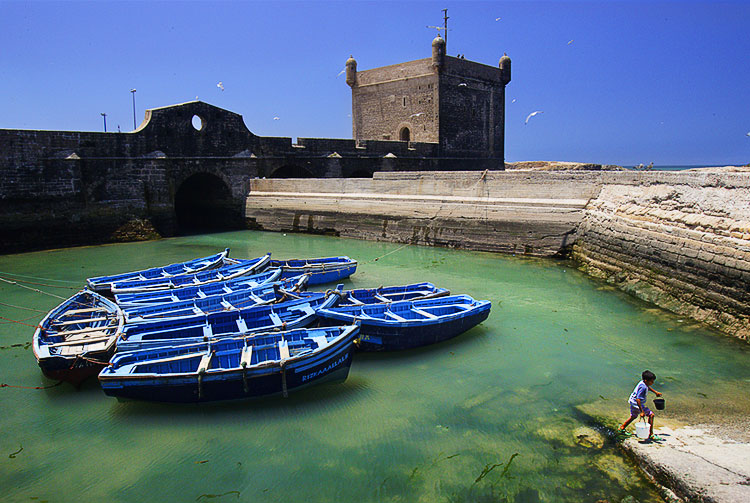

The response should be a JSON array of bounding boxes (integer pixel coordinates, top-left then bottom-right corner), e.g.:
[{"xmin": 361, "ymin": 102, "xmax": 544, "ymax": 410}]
[
  {"xmin": 315, "ymin": 294, "xmax": 491, "ymax": 351},
  {"xmin": 113, "ymin": 268, "xmax": 288, "ymax": 306},
  {"xmin": 32, "ymin": 290, "xmax": 125, "ymax": 385},
  {"xmin": 267, "ymin": 256, "xmax": 357, "ymax": 285},
  {"xmin": 116, "ymin": 291, "xmax": 341, "ymax": 351},
  {"xmin": 109, "ymin": 254, "xmax": 271, "ymax": 294},
  {"xmin": 325, "ymin": 282, "xmax": 449, "ymax": 306},
  {"xmin": 86, "ymin": 249, "xmax": 230, "ymax": 294},
  {"xmin": 121, "ymin": 281, "xmax": 306, "ymax": 322},
  {"xmin": 99, "ymin": 325, "xmax": 359, "ymax": 403}
]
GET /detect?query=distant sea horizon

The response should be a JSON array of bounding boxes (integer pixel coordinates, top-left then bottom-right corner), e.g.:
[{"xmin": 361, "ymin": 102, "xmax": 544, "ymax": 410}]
[{"xmin": 624, "ymin": 164, "xmax": 742, "ymax": 171}]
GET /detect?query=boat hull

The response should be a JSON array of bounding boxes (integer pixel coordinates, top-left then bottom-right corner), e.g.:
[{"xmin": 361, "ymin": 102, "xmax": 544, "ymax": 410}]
[
  {"xmin": 270, "ymin": 257, "xmax": 357, "ymax": 286},
  {"xmin": 37, "ymin": 353, "xmax": 108, "ymax": 386},
  {"xmin": 32, "ymin": 289, "xmax": 123, "ymax": 385},
  {"xmin": 100, "ymin": 333, "xmax": 355, "ymax": 403},
  {"xmin": 353, "ymin": 307, "xmax": 491, "ymax": 351}
]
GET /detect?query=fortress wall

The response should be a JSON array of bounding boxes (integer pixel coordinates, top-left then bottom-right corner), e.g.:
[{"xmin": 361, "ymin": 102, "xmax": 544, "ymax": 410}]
[
  {"xmin": 246, "ymin": 170, "xmax": 750, "ymax": 340},
  {"xmin": 246, "ymin": 171, "xmax": 602, "ymax": 256},
  {"xmin": 572, "ymin": 171, "xmax": 750, "ymax": 340}
]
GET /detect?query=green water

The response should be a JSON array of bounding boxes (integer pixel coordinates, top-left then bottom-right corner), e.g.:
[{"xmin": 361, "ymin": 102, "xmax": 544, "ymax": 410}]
[{"xmin": 1, "ymin": 231, "xmax": 749, "ymax": 503}]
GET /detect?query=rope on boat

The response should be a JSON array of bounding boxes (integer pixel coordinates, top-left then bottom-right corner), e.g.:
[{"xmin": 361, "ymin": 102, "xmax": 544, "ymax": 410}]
[
  {"xmin": 362, "ymin": 243, "xmax": 410, "ymax": 264},
  {"xmin": 1, "ymin": 381, "xmax": 63, "ymax": 390},
  {"xmin": 0, "ymin": 277, "xmax": 68, "ymax": 300}
]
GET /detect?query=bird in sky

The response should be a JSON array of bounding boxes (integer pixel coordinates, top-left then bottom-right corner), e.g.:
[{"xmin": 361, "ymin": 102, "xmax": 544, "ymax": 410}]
[
  {"xmin": 217, "ymin": 81, "xmax": 224, "ymax": 91},
  {"xmin": 273, "ymin": 117, "xmax": 280, "ymax": 121},
  {"xmin": 337, "ymin": 69, "xmax": 345, "ymax": 76},
  {"xmin": 525, "ymin": 111, "xmax": 544, "ymax": 124},
  {"xmin": 458, "ymin": 82, "xmax": 468, "ymax": 87},
  {"xmin": 512, "ymin": 98, "xmax": 517, "ymax": 103},
  {"xmin": 746, "ymin": 132, "xmax": 750, "ymax": 137},
  {"xmin": 495, "ymin": 17, "xmax": 501, "ymax": 21},
  {"xmin": 568, "ymin": 39, "xmax": 574, "ymax": 45}
]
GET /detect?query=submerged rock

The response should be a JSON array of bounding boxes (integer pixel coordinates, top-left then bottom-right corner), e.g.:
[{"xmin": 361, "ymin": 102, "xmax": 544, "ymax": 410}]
[{"xmin": 574, "ymin": 426, "xmax": 606, "ymax": 449}]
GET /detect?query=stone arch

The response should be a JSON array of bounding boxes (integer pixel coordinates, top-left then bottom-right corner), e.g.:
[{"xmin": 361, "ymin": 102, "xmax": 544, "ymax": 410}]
[
  {"xmin": 174, "ymin": 173, "xmax": 242, "ymax": 233},
  {"xmin": 270, "ymin": 165, "xmax": 315, "ymax": 178},
  {"xmin": 399, "ymin": 126, "xmax": 411, "ymax": 141}
]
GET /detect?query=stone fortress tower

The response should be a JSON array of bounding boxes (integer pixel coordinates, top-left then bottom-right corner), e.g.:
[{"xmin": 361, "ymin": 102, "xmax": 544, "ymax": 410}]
[{"xmin": 346, "ymin": 35, "xmax": 511, "ymax": 162}]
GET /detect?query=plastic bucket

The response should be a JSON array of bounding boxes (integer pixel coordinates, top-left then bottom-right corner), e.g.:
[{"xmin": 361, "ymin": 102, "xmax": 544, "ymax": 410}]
[
  {"xmin": 653, "ymin": 398, "xmax": 665, "ymax": 410},
  {"xmin": 635, "ymin": 421, "xmax": 650, "ymax": 439}
]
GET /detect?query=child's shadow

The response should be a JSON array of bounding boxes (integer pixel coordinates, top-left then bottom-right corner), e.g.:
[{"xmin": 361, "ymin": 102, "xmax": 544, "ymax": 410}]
[{"xmin": 639, "ymin": 433, "xmax": 670, "ymax": 444}]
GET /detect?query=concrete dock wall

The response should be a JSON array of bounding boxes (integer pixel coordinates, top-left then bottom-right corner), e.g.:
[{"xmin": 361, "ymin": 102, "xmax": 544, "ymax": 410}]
[
  {"xmin": 246, "ymin": 171, "xmax": 602, "ymax": 256},
  {"xmin": 246, "ymin": 170, "xmax": 750, "ymax": 340}
]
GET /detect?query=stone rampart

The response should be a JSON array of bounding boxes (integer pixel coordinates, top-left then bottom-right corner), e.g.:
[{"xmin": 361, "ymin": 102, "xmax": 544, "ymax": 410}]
[
  {"xmin": 246, "ymin": 170, "xmax": 602, "ymax": 256},
  {"xmin": 572, "ymin": 171, "xmax": 750, "ymax": 340},
  {"xmin": 246, "ymin": 170, "xmax": 750, "ymax": 340}
]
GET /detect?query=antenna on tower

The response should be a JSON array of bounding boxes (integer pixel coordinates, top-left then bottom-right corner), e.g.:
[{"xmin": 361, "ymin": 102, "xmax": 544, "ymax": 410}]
[
  {"xmin": 426, "ymin": 8, "xmax": 450, "ymax": 50},
  {"xmin": 442, "ymin": 8, "xmax": 449, "ymax": 49}
]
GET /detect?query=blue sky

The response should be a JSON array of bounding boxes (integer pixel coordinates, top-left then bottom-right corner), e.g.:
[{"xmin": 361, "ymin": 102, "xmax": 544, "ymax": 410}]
[{"xmin": 1, "ymin": 0, "xmax": 748, "ymax": 166}]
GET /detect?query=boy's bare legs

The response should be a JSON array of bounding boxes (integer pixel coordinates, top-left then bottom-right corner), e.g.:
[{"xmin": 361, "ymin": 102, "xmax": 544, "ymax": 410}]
[
  {"xmin": 619, "ymin": 414, "xmax": 637, "ymax": 431},
  {"xmin": 648, "ymin": 413, "xmax": 655, "ymax": 437}
]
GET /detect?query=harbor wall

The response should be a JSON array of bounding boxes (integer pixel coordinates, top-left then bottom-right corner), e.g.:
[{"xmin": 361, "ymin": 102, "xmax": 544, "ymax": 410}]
[
  {"xmin": 572, "ymin": 171, "xmax": 750, "ymax": 341},
  {"xmin": 245, "ymin": 170, "xmax": 750, "ymax": 340},
  {"xmin": 246, "ymin": 171, "xmax": 602, "ymax": 256}
]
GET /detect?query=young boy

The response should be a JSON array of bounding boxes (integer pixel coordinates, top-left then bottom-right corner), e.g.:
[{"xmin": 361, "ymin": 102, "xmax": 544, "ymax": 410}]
[{"xmin": 619, "ymin": 370, "xmax": 663, "ymax": 440}]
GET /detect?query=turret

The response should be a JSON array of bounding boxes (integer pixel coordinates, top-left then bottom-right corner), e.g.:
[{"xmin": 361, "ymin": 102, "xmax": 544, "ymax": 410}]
[
  {"xmin": 345, "ymin": 55, "xmax": 357, "ymax": 87},
  {"xmin": 431, "ymin": 35, "xmax": 445, "ymax": 71},
  {"xmin": 499, "ymin": 53, "xmax": 511, "ymax": 85}
]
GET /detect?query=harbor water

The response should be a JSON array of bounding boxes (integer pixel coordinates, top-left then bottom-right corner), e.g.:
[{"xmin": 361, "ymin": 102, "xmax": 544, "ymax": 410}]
[{"xmin": 1, "ymin": 231, "xmax": 749, "ymax": 503}]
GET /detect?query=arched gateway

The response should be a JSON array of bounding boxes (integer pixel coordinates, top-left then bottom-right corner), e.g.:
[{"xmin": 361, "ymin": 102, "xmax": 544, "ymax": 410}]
[{"xmin": 174, "ymin": 173, "xmax": 243, "ymax": 233}]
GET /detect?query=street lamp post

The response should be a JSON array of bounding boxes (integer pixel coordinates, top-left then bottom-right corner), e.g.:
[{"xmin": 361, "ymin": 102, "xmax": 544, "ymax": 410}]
[
  {"xmin": 130, "ymin": 89, "xmax": 137, "ymax": 130},
  {"xmin": 101, "ymin": 112, "xmax": 107, "ymax": 132}
]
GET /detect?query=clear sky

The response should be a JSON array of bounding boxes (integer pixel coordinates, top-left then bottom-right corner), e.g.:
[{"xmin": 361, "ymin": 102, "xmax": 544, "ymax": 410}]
[{"xmin": 1, "ymin": 0, "xmax": 748, "ymax": 166}]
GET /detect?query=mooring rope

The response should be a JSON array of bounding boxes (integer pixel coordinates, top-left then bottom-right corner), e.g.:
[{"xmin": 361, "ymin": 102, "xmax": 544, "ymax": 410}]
[
  {"xmin": 363, "ymin": 243, "xmax": 410, "ymax": 264},
  {"xmin": 0, "ymin": 301, "xmax": 47, "ymax": 313},
  {"xmin": 0, "ymin": 314, "xmax": 42, "ymax": 326},
  {"xmin": 0, "ymin": 315, "xmax": 42, "ymax": 329},
  {"xmin": 0, "ymin": 271, "xmax": 79, "ymax": 285},
  {"xmin": 0, "ymin": 275, "xmax": 77, "ymax": 290},
  {"xmin": 1, "ymin": 381, "xmax": 63, "ymax": 390},
  {"xmin": 0, "ymin": 277, "xmax": 69, "ymax": 300}
]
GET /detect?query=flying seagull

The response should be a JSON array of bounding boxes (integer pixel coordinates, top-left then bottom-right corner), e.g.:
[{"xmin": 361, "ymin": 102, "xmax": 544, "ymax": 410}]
[
  {"xmin": 568, "ymin": 39, "xmax": 574, "ymax": 45},
  {"xmin": 511, "ymin": 98, "xmax": 517, "ymax": 103},
  {"xmin": 525, "ymin": 111, "xmax": 544, "ymax": 124},
  {"xmin": 217, "ymin": 81, "xmax": 224, "ymax": 91},
  {"xmin": 495, "ymin": 17, "xmax": 501, "ymax": 21},
  {"xmin": 337, "ymin": 69, "xmax": 345, "ymax": 76},
  {"xmin": 273, "ymin": 117, "xmax": 280, "ymax": 121},
  {"xmin": 458, "ymin": 82, "xmax": 468, "ymax": 87},
  {"xmin": 410, "ymin": 112, "xmax": 425, "ymax": 117},
  {"xmin": 746, "ymin": 132, "xmax": 750, "ymax": 137}
]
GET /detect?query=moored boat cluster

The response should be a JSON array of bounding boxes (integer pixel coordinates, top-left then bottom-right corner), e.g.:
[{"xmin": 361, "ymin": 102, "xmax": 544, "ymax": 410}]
[{"xmin": 32, "ymin": 249, "xmax": 491, "ymax": 403}]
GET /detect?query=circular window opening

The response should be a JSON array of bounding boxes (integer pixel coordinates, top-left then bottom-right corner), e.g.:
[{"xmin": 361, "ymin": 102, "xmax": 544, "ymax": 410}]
[{"xmin": 191, "ymin": 115, "xmax": 205, "ymax": 131}]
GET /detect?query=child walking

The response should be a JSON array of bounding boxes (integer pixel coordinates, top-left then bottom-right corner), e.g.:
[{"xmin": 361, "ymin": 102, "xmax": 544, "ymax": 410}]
[{"xmin": 619, "ymin": 370, "xmax": 663, "ymax": 440}]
